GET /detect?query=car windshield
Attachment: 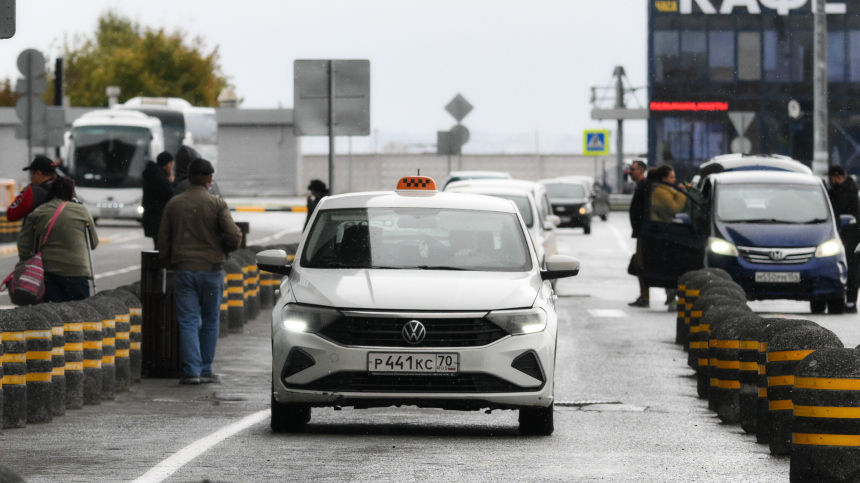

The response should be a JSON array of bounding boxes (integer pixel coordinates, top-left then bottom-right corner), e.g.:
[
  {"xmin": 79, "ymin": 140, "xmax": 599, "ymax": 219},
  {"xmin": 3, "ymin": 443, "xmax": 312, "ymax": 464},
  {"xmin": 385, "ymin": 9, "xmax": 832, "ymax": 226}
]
[
  {"xmin": 544, "ymin": 183, "xmax": 586, "ymax": 199},
  {"xmin": 716, "ymin": 184, "xmax": 830, "ymax": 224},
  {"xmin": 302, "ymin": 208, "xmax": 532, "ymax": 272},
  {"xmin": 483, "ymin": 194, "xmax": 533, "ymax": 228},
  {"xmin": 71, "ymin": 125, "xmax": 151, "ymax": 188}
]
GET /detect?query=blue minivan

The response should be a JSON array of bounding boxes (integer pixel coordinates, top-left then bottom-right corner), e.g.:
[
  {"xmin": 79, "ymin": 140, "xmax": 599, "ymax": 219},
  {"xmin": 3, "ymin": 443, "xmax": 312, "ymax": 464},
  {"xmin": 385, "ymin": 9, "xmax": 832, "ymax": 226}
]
[{"xmin": 640, "ymin": 171, "xmax": 848, "ymax": 314}]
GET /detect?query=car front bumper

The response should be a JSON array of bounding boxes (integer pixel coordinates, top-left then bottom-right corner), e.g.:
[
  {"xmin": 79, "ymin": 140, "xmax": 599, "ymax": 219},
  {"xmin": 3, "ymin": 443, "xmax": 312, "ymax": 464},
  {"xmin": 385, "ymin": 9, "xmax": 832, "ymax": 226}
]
[
  {"xmin": 272, "ymin": 326, "xmax": 556, "ymax": 410},
  {"xmin": 707, "ymin": 253, "xmax": 846, "ymax": 301}
]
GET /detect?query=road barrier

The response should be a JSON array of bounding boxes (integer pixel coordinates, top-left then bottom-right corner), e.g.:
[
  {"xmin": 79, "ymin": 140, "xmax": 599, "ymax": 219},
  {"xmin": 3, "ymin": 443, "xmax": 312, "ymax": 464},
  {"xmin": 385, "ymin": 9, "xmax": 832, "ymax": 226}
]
[
  {"xmin": 709, "ymin": 313, "xmax": 761, "ymax": 423},
  {"xmin": 75, "ymin": 302, "xmax": 103, "ymax": 405},
  {"xmin": 791, "ymin": 348, "xmax": 860, "ymax": 482},
  {"xmin": 87, "ymin": 300, "xmax": 117, "ymax": 401},
  {"xmin": 235, "ymin": 251, "xmax": 256, "ymax": 323},
  {"xmin": 225, "ymin": 257, "xmax": 246, "ymax": 333},
  {"xmin": 0, "ymin": 210, "xmax": 22, "ymax": 244},
  {"xmin": 679, "ymin": 270, "xmax": 734, "ymax": 350},
  {"xmin": 676, "ymin": 270, "xmax": 704, "ymax": 346},
  {"xmin": 32, "ymin": 306, "xmax": 66, "ymax": 418},
  {"xmin": 688, "ymin": 295, "xmax": 742, "ymax": 372},
  {"xmin": 738, "ymin": 317, "xmax": 770, "ymax": 434},
  {"xmin": 108, "ymin": 290, "xmax": 143, "ymax": 383},
  {"xmin": 766, "ymin": 325, "xmax": 843, "ymax": 455},
  {"xmin": 219, "ymin": 272, "xmax": 229, "ymax": 337},
  {"xmin": 698, "ymin": 303, "xmax": 752, "ymax": 400},
  {"xmin": 22, "ymin": 308, "xmax": 53, "ymax": 424},
  {"xmin": 1, "ymin": 310, "xmax": 25, "ymax": 428},
  {"xmin": 95, "ymin": 295, "xmax": 131, "ymax": 393},
  {"xmin": 55, "ymin": 304, "xmax": 84, "ymax": 410}
]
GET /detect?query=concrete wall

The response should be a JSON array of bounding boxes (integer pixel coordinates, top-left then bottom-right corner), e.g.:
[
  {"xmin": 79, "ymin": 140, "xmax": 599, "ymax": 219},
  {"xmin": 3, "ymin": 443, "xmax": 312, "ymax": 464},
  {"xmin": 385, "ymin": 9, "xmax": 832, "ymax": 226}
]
[{"xmin": 301, "ymin": 153, "xmax": 621, "ymax": 194}]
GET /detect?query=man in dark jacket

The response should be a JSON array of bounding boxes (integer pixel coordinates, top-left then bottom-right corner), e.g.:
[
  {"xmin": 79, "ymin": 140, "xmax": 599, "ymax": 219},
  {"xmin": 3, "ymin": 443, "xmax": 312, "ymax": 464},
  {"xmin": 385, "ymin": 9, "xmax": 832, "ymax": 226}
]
[
  {"xmin": 142, "ymin": 152, "xmax": 175, "ymax": 247},
  {"xmin": 158, "ymin": 158, "xmax": 242, "ymax": 385},
  {"xmin": 627, "ymin": 160, "xmax": 650, "ymax": 307},
  {"xmin": 828, "ymin": 165, "xmax": 860, "ymax": 313},
  {"xmin": 8, "ymin": 155, "xmax": 58, "ymax": 222},
  {"xmin": 304, "ymin": 179, "xmax": 329, "ymax": 230},
  {"xmin": 174, "ymin": 145, "xmax": 222, "ymax": 197}
]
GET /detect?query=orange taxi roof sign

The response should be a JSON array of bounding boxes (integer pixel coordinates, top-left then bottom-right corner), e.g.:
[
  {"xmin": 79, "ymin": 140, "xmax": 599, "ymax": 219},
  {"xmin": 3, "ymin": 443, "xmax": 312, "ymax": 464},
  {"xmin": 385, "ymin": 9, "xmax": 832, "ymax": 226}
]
[{"xmin": 396, "ymin": 176, "xmax": 437, "ymax": 191}]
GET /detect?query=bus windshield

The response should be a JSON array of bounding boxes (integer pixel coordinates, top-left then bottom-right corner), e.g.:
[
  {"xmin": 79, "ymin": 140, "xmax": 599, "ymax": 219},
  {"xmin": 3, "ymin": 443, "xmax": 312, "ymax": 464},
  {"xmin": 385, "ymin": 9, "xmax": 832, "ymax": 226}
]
[
  {"xmin": 132, "ymin": 109, "xmax": 185, "ymax": 155},
  {"xmin": 71, "ymin": 126, "xmax": 151, "ymax": 188}
]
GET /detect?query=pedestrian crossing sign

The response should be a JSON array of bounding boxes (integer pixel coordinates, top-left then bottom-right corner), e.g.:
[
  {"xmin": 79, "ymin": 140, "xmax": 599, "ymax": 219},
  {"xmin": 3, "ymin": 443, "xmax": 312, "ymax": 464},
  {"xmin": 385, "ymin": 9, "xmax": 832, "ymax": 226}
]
[{"xmin": 583, "ymin": 129, "xmax": 610, "ymax": 156}]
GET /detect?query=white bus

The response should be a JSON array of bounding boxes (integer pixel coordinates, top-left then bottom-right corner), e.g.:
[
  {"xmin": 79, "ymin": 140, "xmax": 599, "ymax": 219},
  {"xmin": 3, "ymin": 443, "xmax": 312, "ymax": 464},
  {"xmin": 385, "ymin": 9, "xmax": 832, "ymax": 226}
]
[{"xmin": 65, "ymin": 110, "xmax": 164, "ymax": 220}]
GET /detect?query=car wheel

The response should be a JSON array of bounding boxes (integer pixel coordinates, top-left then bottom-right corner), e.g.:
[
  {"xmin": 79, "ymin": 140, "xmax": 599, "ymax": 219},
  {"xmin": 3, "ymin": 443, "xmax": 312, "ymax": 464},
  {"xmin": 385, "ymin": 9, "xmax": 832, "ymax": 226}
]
[
  {"xmin": 271, "ymin": 393, "xmax": 311, "ymax": 433},
  {"xmin": 584, "ymin": 224, "xmax": 591, "ymax": 235},
  {"xmin": 519, "ymin": 403, "xmax": 554, "ymax": 435},
  {"xmin": 600, "ymin": 213, "xmax": 608, "ymax": 222},
  {"xmin": 827, "ymin": 297, "xmax": 846, "ymax": 315},
  {"xmin": 810, "ymin": 300, "xmax": 827, "ymax": 314}
]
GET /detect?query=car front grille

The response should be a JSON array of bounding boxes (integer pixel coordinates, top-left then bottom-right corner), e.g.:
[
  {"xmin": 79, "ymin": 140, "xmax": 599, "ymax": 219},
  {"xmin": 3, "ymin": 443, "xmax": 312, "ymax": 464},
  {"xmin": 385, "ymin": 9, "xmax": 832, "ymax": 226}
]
[
  {"xmin": 287, "ymin": 371, "xmax": 536, "ymax": 393},
  {"xmin": 737, "ymin": 246, "xmax": 816, "ymax": 265},
  {"xmin": 552, "ymin": 203, "xmax": 584, "ymax": 214},
  {"xmin": 319, "ymin": 316, "xmax": 509, "ymax": 348}
]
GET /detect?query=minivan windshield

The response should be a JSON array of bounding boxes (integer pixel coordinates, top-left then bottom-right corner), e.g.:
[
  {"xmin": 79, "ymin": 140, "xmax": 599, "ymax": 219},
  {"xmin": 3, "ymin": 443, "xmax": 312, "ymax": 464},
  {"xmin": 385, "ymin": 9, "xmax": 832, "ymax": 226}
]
[
  {"xmin": 302, "ymin": 208, "xmax": 532, "ymax": 272},
  {"xmin": 544, "ymin": 183, "xmax": 586, "ymax": 199},
  {"xmin": 716, "ymin": 184, "xmax": 830, "ymax": 224}
]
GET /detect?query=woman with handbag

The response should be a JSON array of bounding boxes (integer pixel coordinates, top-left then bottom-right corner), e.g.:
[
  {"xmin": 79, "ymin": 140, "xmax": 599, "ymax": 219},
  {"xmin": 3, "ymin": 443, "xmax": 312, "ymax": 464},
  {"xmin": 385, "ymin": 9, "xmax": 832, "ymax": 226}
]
[{"xmin": 17, "ymin": 177, "xmax": 98, "ymax": 303}]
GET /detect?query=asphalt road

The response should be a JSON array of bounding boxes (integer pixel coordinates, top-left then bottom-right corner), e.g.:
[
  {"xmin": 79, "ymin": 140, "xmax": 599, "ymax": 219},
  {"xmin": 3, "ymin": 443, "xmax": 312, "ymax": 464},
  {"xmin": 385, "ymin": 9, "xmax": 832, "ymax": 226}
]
[{"xmin": 3, "ymin": 210, "xmax": 860, "ymax": 482}]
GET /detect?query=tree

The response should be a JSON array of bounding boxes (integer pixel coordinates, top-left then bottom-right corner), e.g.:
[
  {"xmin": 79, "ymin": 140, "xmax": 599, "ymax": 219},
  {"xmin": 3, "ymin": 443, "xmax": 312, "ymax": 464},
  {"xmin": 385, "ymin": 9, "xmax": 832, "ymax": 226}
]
[{"xmin": 59, "ymin": 11, "xmax": 228, "ymax": 107}]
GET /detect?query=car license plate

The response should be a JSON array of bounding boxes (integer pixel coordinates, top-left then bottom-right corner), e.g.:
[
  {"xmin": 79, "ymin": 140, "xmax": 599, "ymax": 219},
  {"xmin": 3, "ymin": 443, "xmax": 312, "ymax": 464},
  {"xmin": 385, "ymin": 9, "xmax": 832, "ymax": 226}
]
[
  {"xmin": 560, "ymin": 216, "xmax": 571, "ymax": 223},
  {"xmin": 755, "ymin": 272, "xmax": 801, "ymax": 283},
  {"xmin": 367, "ymin": 353, "xmax": 459, "ymax": 374}
]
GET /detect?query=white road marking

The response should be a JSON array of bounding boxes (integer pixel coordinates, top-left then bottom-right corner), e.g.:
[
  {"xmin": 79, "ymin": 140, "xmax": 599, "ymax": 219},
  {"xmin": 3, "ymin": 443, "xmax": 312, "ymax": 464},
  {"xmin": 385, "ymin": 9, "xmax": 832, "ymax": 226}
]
[
  {"xmin": 132, "ymin": 409, "xmax": 269, "ymax": 483},
  {"xmin": 588, "ymin": 309, "xmax": 628, "ymax": 318},
  {"xmin": 94, "ymin": 265, "xmax": 141, "ymax": 280},
  {"xmin": 250, "ymin": 226, "xmax": 302, "ymax": 245},
  {"xmin": 607, "ymin": 223, "xmax": 634, "ymax": 256}
]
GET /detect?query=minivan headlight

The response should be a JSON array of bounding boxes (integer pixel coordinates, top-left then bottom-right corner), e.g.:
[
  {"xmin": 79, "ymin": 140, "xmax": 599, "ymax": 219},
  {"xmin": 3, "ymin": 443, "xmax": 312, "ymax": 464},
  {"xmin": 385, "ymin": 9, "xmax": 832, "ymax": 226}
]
[
  {"xmin": 280, "ymin": 304, "xmax": 341, "ymax": 333},
  {"xmin": 815, "ymin": 239, "xmax": 843, "ymax": 258},
  {"xmin": 708, "ymin": 237, "xmax": 738, "ymax": 257},
  {"xmin": 486, "ymin": 308, "xmax": 547, "ymax": 335}
]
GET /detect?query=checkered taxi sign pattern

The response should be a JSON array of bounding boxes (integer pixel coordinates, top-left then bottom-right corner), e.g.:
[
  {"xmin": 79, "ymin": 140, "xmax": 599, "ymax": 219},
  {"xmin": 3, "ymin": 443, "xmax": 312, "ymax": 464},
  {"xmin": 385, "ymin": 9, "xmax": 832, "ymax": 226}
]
[{"xmin": 396, "ymin": 176, "xmax": 437, "ymax": 191}]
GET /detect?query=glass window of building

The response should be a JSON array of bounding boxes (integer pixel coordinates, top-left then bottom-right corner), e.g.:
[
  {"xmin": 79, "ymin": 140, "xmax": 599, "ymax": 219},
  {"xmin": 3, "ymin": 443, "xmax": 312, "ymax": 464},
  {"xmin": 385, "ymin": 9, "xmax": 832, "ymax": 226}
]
[
  {"xmin": 709, "ymin": 31, "xmax": 735, "ymax": 82},
  {"xmin": 737, "ymin": 31, "xmax": 761, "ymax": 81},
  {"xmin": 791, "ymin": 30, "xmax": 813, "ymax": 82},
  {"xmin": 830, "ymin": 31, "xmax": 847, "ymax": 82},
  {"xmin": 654, "ymin": 30, "xmax": 679, "ymax": 82},
  {"xmin": 764, "ymin": 30, "xmax": 791, "ymax": 82},
  {"xmin": 680, "ymin": 31, "xmax": 707, "ymax": 81},
  {"xmin": 850, "ymin": 31, "xmax": 860, "ymax": 82}
]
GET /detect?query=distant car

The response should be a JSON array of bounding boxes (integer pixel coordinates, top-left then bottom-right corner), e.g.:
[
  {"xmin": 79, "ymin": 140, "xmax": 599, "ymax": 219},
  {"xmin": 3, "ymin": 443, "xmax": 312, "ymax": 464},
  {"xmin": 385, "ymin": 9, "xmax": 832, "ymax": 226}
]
[
  {"xmin": 540, "ymin": 177, "xmax": 610, "ymax": 232},
  {"xmin": 442, "ymin": 171, "xmax": 511, "ymax": 189},
  {"xmin": 693, "ymin": 154, "xmax": 813, "ymax": 189},
  {"xmin": 258, "ymin": 175, "xmax": 581, "ymax": 435},
  {"xmin": 444, "ymin": 179, "xmax": 559, "ymax": 264},
  {"xmin": 639, "ymin": 171, "xmax": 848, "ymax": 314}
]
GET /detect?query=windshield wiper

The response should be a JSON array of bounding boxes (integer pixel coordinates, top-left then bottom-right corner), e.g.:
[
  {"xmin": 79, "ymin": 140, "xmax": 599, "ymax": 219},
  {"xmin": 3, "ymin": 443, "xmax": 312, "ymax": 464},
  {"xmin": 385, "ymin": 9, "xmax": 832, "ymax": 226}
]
[
  {"xmin": 415, "ymin": 265, "xmax": 476, "ymax": 271},
  {"xmin": 802, "ymin": 218, "xmax": 828, "ymax": 224},
  {"xmin": 721, "ymin": 218, "xmax": 791, "ymax": 224}
]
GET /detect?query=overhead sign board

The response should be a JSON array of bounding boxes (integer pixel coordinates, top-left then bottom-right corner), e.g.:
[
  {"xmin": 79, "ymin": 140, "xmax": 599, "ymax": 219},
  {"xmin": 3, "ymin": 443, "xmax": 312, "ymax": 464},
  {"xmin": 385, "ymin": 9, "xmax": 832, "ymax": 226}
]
[
  {"xmin": 294, "ymin": 59, "xmax": 370, "ymax": 136},
  {"xmin": 583, "ymin": 130, "xmax": 610, "ymax": 156},
  {"xmin": 650, "ymin": 101, "xmax": 729, "ymax": 111},
  {"xmin": 653, "ymin": 0, "xmax": 847, "ymax": 15}
]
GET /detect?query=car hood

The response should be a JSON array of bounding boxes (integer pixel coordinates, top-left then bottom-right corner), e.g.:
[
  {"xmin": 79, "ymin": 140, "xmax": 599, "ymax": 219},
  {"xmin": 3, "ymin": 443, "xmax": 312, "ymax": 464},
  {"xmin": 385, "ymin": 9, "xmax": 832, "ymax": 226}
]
[
  {"xmin": 550, "ymin": 197, "xmax": 588, "ymax": 205},
  {"xmin": 717, "ymin": 221, "xmax": 834, "ymax": 248},
  {"xmin": 290, "ymin": 268, "xmax": 541, "ymax": 311}
]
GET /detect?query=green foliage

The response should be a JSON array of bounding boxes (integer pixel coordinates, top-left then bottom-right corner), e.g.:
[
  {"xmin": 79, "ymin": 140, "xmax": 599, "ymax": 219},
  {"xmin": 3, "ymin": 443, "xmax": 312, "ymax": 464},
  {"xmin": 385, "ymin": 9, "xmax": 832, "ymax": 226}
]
[
  {"xmin": 0, "ymin": 79, "xmax": 19, "ymax": 107},
  {"xmin": 61, "ymin": 11, "xmax": 228, "ymax": 107}
]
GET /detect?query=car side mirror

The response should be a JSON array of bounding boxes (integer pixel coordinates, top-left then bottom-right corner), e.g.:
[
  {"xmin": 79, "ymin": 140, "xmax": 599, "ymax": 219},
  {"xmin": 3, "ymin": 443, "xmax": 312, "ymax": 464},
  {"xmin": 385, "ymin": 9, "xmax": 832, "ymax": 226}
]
[
  {"xmin": 840, "ymin": 214, "xmax": 856, "ymax": 228},
  {"xmin": 256, "ymin": 249, "xmax": 292, "ymax": 276},
  {"xmin": 540, "ymin": 255, "xmax": 580, "ymax": 280},
  {"xmin": 673, "ymin": 213, "xmax": 692, "ymax": 225},
  {"xmin": 546, "ymin": 215, "xmax": 561, "ymax": 227}
]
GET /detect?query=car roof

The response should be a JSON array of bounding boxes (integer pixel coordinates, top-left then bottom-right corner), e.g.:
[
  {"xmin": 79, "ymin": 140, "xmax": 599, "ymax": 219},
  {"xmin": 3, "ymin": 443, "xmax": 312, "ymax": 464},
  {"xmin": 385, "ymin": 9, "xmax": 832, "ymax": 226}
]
[
  {"xmin": 699, "ymin": 154, "xmax": 813, "ymax": 175},
  {"xmin": 445, "ymin": 185, "xmax": 537, "ymax": 201},
  {"xmin": 444, "ymin": 178, "xmax": 545, "ymax": 194},
  {"xmin": 315, "ymin": 191, "xmax": 520, "ymax": 213},
  {"xmin": 447, "ymin": 171, "xmax": 511, "ymax": 178},
  {"xmin": 539, "ymin": 177, "xmax": 592, "ymax": 186},
  {"xmin": 710, "ymin": 170, "xmax": 823, "ymax": 186}
]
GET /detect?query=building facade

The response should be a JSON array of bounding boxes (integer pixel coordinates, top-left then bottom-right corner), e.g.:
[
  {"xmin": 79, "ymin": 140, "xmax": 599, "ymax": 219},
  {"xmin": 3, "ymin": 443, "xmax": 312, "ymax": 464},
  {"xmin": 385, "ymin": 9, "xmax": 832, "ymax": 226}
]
[{"xmin": 649, "ymin": 0, "xmax": 860, "ymax": 180}]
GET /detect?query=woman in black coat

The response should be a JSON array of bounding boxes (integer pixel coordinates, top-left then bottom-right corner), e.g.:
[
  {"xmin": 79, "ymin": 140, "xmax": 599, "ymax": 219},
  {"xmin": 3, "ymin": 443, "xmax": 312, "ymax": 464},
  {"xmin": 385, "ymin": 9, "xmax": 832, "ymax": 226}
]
[{"xmin": 142, "ymin": 152, "xmax": 175, "ymax": 246}]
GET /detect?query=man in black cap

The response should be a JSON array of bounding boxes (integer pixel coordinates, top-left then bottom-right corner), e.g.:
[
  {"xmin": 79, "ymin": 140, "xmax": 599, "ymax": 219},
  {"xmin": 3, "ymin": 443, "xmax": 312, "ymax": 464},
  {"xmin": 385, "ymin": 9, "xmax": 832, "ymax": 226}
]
[
  {"xmin": 158, "ymin": 158, "xmax": 242, "ymax": 385},
  {"xmin": 8, "ymin": 155, "xmax": 58, "ymax": 222},
  {"xmin": 305, "ymin": 179, "xmax": 328, "ymax": 229},
  {"xmin": 141, "ymin": 152, "xmax": 175, "ymax": 246}
]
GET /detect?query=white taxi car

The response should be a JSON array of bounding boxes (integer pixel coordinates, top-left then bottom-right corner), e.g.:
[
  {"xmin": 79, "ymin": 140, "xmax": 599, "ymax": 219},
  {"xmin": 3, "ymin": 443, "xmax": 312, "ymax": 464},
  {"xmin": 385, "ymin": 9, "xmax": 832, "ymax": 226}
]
[{"xmin": 257, "ymin": 176, "xmax": 580, "ymax": 435}]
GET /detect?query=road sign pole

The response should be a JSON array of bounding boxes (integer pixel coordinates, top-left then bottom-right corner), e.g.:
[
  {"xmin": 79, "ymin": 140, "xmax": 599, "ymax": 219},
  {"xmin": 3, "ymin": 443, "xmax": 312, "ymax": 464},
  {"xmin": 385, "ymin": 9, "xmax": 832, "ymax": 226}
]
[
  {"xmin": 614, "ymin": 67, "xmax": 625, "ymax": 193},
  {"xmin": 328, "ymin": 60, "xmax": 336, "ymax": 195},
  {"xmin": 26, "ymin": 52, "xmax": 31, "ymax": 163},
  {"xmin": 813, "ymin": 0, "xmax": 829, "ymax": 175},
  {"xmin": 457, "ymin": 122, "xmax": 462, "ymax": 170}
]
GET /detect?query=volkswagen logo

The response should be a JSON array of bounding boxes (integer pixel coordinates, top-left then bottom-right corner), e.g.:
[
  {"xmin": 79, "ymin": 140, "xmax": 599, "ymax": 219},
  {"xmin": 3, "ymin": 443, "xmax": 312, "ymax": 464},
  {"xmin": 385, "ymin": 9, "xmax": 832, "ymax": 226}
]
[
  {"xmin": 769, "ymin": 250, "xmax": 786, "ymax": 261},
  {"xmin": 402, "ymin": 320, "xmax": 426, "ymax": 344}
]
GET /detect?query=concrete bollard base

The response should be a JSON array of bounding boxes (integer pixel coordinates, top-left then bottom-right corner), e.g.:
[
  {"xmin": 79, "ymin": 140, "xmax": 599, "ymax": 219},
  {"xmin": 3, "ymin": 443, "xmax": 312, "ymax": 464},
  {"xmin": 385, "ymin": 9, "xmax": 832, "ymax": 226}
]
[
  {"xmin": 26, "ymin": 381, "xmax": 52, "ymax": 424},
  {"xmin": 50, "ymin": 375, "xmax": 65, "ymax": 417},
  {"xmin": 83, "ymin": 367, "xmax": 102, "ymax": 405},
  {"xmin": 791, "ymin": 446, "xmax": 860, "ymax": 482},
  {"xmin": 2, "ymin": 385, "xmax": 25, "ymax": 428},
  {"xmin": 65, "ymin": 370, "xmax": 84, "ymax": 409},
  {"xmin": 101, "ymin": 364, "xmax": 116, "ymax": 400}
]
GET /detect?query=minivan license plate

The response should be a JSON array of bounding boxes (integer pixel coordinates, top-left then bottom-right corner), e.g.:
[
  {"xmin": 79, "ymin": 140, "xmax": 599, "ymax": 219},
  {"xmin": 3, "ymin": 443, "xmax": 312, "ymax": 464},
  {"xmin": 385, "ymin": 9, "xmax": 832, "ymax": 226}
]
[
  {"xmin": 367, "ymin": 353, "xmax": 459, "ymax": 374},
  {"xmin": 755, "ymin": 272, "xmax": 801, "ymax": 283}
]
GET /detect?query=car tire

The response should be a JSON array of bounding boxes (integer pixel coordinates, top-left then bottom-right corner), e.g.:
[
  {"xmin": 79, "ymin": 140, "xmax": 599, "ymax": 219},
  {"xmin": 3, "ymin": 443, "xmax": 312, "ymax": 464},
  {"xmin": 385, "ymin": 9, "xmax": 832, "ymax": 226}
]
[
  {"xmin": 584, "ymin": 224, "xmax": 591, "ymax": 235},
  {"xmin": 827, "ymin": 297, "xmax": 846, "ymax": 315},
  {"xmin": 519, "ymin": 403, "xmax": 554, "ymax": 435},
  {"xmin": 600, "ymin": 213, "xmax": 608, "ymax": 222},
  {"xmin": 810, "ymin": 300, "xmax": 827, "ymax": 314},
  {"xmin": 271, "ymin": 393, "xmax": 311, "ymax": 433}
]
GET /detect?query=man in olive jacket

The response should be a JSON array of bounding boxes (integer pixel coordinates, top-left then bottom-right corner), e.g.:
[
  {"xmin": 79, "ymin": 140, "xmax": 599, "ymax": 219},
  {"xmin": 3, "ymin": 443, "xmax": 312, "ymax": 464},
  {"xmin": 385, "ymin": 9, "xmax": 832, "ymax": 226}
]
[{"xmin": 158, "ymin": 158, "xmax": 242, "ymax": 384}]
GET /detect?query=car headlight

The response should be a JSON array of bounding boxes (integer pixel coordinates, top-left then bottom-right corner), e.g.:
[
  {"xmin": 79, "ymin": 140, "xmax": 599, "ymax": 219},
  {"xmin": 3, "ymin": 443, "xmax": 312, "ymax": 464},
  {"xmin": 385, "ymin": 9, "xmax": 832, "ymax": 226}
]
[
  {"xmin": 579, "ymin": 207, "xmax": 586, "ymax": 214},
  {"xmin": 708, "ymin": 237, "xmax": 738, "ymax": 257},
  {"xmin": 137, "ymin": 206, "xmax": 145, "ymax": 214},
  {"xmin": 280, "ymin": 304, "xmax": 341, "ymax": 333},
  {"xmin": 815, "ymin": 239, "xmax": 843, "ymax": 258},
  {"xmin": 486, "ymin": 307, "xmax": 547, "ymax": 335}
]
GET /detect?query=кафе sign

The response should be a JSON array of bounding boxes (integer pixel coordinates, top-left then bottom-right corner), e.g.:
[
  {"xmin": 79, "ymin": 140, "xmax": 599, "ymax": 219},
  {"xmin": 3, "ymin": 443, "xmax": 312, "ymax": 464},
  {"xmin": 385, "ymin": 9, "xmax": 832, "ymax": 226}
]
[{"xmin": 654, "ymin": 0, "xmax": 847, "ymax": 15}]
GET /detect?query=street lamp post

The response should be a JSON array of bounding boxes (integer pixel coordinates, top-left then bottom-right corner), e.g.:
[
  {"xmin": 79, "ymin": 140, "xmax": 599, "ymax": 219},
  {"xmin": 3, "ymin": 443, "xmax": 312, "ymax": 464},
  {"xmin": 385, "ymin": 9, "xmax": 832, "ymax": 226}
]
[{"xmin": 813, "ymin": 0, "xmax": 829, "ymax": 175}]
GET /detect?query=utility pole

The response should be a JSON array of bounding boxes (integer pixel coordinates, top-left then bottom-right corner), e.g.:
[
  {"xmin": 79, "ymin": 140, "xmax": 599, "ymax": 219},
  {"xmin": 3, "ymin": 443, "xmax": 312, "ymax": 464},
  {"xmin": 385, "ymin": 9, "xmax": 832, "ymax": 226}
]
[
  {"xmin": 614, "ymin": 66, "xmax": 625, "ymax": 193},
  {"xmin": 328, "ymin": 60, "xmax": 336, "ymax": 194},
  {"xmin": 813, "ymin": 0, "xmax": 829, "ymax": 175}
]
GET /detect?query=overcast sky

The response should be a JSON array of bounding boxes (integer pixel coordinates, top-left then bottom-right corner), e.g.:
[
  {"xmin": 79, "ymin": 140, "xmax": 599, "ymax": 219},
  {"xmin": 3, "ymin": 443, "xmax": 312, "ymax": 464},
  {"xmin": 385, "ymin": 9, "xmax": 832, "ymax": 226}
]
[{"xmin": 0, "ymin": 1, "xmax": 649, "ymax": 154}]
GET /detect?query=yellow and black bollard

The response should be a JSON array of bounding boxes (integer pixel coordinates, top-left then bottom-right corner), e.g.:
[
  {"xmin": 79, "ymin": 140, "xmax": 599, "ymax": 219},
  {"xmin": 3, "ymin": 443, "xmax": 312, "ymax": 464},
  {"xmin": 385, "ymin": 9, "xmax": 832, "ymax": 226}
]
[
  {"xmin": 225, "ymin": 257, "xmax": 246, "ymax": 333},
  {"xmin": 22, "ymin": 308, "xmax": 53, "ymax": 424},
  {"xmin": 55, "ymin": 304, "xmax": 84, "ymax": 409},
  {"xmin": 219, "ymin": 271, "xmax": 229, "ymax": 337},
  {"xmin": 699, "ymin": 303, "xmax": 752, "ymax": 401},
  {"xmin": 709, "ymin": 313, "xmax": 761, "ymax": 423},
  {"xmin": 32, "ymin": 305, "xmax": 66, "ymax": 418},
  {"xmin": 0, "ymin": 310, "xmax": 26, "ymax": 428},
  {"xmin": 738, "ymin": 317, "xmax": 769, "ymax": 434},
  {"xmin": 75, "ymin": 302, "xmax": 103, "ymax": 405}
]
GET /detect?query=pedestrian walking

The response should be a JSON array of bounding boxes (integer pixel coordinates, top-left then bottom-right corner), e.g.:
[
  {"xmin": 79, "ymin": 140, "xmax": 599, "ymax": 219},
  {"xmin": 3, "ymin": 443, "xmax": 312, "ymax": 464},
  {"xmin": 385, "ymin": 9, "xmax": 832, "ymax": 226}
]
[
  {"xmin": 17, "ymin": 177, "xmax": 98, "ymax": 303},
  {"xmin": 627, "ymin": 160, "xmax": 650, "ymax": 308},
  {"xmin": 828, "ymin": 165, "xmax": 860, "ymax": 313},
  {"xmin": 7, "ymin": 155, "xmax": 59, "ymax": 222},
  {"xmin": 157, "ymin": 158, "xmax": 242, "ymax": 385},
  {"xmin": 174, "ymin": 145, "xmax": 222, "ymax": 197},
  {"xmin": 305, "ymin": 179, "xmax": 329, "ymax": 230},
  {"xmin": 142, "ymin": 152, "xmax": 175, "ymax": 247}
]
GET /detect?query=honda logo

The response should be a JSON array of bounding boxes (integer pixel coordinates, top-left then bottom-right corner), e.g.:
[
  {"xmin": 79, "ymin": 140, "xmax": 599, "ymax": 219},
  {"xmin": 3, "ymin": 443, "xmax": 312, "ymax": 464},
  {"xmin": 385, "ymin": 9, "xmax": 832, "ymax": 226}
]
[
  {"xmin": 769, "ymin": 250, "xmax": 786, "ymax": 261},
  {"xmin": 402, "ymin": 320, "xmax": 426, "ymax": 344}
]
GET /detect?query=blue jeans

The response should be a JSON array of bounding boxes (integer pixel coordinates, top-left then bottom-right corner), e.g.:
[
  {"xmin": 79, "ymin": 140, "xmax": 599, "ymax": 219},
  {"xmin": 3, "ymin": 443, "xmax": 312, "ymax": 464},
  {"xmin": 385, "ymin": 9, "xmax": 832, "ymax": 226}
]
[
  {"xmin": 174, "ymin": 270, "xmax": 224, "ymax": 378},
  {"xmin": 45, "ymin": 273, "xmax": 90, "ymax": 303}
]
